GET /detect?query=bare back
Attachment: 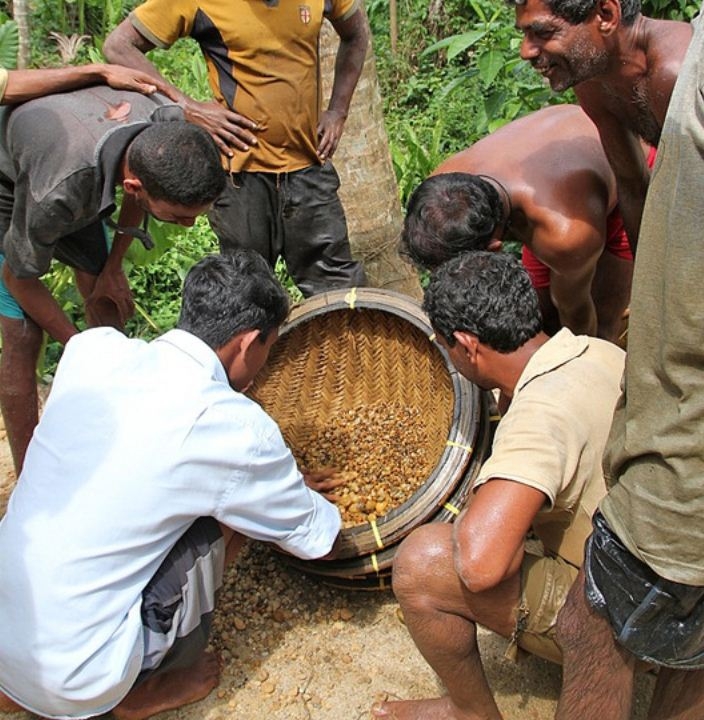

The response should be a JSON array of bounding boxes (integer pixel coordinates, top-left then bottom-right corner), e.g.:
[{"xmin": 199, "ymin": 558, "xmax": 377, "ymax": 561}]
[
  {"xmin": 433, "ymin": 104, "xmax": 617, "ymax": 252},
  {"xmin": 433, "ymin": 104, "xmax": 635, "ymax": 343}
]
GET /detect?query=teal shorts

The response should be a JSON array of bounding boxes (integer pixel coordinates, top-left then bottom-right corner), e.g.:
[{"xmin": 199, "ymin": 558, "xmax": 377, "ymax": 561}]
[{"xmin": 0, "ymin": 254, "xmax": 25, "ymax": 320}]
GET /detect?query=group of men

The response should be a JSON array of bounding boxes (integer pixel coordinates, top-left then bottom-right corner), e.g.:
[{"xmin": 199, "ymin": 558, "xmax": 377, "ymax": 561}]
[
  {"xmin": 373, "ymin": 0, "xmax": 703, "ymax": 719},
  {"xmin": 0, "ymin": 0, "xmax": 703, "ymax": 718},
  {"xmin": 0, "ymin": 0, "xmax": 369, "ymax": 477}
]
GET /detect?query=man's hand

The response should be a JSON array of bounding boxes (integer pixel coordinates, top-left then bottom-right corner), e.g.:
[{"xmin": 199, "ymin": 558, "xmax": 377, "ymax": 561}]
[
  {"xmin": 182, "ymin": 98, "xmax": 259, "ymax": 157},
  {"xmin": 317, "ymin": 109, "xmax": 347, "ymax": 161},
  {"xmin": 302, "ymin": 467, "xmax": 348, "ymax": 500},
  {"xmin": 85, "ymin": 267, "xmax": 135, "ymax": 330},
  {"xmin": 98, "ymin": 64, "xmax": 179, "ymax": 101}
]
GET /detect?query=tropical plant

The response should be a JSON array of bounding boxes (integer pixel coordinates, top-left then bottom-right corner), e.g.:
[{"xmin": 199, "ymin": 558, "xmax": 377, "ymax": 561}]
[{"xmin": 0, "ymin": 16, "xmax": 19, "ymax": 68}]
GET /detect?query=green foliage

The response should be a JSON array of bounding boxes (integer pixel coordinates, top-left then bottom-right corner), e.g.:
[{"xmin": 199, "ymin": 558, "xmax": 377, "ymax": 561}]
[
  {"xmin": 642, "ymin": 0, "xmax": 699, "ymax": 19},
  {"xmin": 391, "ymin": 119, "xmax": 446, "ymax": 207},
  {"xmin": 0, "ymin": 18, "xmax": 18, "ymax": 68}
]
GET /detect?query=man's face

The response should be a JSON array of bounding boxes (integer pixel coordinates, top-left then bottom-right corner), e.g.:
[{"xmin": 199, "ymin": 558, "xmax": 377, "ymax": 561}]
[
  {"xmin": 514, "ymin": 0, "xmax": 610, "ymax": 92},
  {"xmin": 139, "ymin": 194, "xmax": 212, "ymax": 228},
  {"xmin": 436, "ymin": 333, "xmax": 493, "ymax": 391},
  {"xmin": 230, "ymin": 329, "xmax": 279, "ymax": 393}
]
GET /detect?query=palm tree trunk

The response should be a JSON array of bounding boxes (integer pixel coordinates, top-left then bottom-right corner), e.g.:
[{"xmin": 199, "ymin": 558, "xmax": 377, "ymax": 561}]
[
  {"xmin": 13, "ymin": 0, "xmax": 30, "ymax": 68},
  {"xmin": 320, "ymin": 17, "xmax": 422, "ymax": 300}
]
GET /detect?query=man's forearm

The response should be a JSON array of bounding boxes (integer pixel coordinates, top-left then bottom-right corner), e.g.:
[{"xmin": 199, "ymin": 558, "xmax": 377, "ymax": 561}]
[
  {"xmin": 328, "ymin": 12, "xmax": 369, "ymax": 115},
  {"xmin": 2, "ymin": 65, "xmax": 118, "ymax": 105},
  {"xmin": 3, "ymin": 268, "xmax": 77, "ymax": 344},
  {"xmin": 554, "ymin": 297, "xmax": 598, "ymax": 337},
  {"xmin": 103, "ymin": 21, "xmax": 186, "ymax": 103}
]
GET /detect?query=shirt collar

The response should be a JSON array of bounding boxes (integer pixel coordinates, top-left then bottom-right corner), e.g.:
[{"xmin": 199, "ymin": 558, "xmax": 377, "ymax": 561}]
[
  {"xmin": 515, "ymin": 328, "xmax": 589, "ymax": 394},
  {"xmin": 154, "ymin": 328, "xmax": 230, "ymax": 386}
]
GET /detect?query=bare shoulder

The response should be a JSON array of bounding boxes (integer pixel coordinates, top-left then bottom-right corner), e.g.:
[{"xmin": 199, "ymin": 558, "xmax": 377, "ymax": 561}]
[{"xmin": 646, "ymin": 17, "xmax": 693, "ymax": 81}]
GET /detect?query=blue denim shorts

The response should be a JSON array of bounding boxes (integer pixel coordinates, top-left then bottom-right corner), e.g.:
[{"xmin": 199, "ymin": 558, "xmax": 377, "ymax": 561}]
[{"xmin": 585, "ymin": 511, "xmax": 704, "ymax": 669}]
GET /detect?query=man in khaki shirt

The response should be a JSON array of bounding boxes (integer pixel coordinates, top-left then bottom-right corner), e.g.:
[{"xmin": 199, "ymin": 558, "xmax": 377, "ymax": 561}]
[{"xmin": 371, "ymin": 251, "xmax": 624, "ymax": 720}]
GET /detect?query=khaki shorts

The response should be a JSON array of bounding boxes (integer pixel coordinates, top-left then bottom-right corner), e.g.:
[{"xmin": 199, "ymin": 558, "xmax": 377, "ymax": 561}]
[{"xmin": 506, "ymin": 552, "xmax": 578, "ymax": 665}]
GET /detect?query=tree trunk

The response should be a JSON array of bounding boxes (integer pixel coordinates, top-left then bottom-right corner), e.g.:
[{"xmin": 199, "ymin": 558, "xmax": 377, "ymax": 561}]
[
  {"xmin": 320, "ymin": 17, "xmax": 422, "ymax": 300},
  {"xmin": 12, "ymin": 0, "xmax": 30, "ymax": 69}
]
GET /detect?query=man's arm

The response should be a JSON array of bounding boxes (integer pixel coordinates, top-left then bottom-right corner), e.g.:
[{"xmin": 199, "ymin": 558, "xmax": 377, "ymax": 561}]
[
  {"xmin": 534, "ymin": 221, "xmax": 604, "ymax": 338},
  {"xmin": 83, "ymin": 194, "xmax": 146, "ymax": 329},
  {"xmin": 576, "ymin": 88, "xmax": 650, "ymax": 253},
  {"xmin": 453, "ymin": 479, "xmax": 547, "ymax": 594},
  {"xmin": 0, "ymin": 63, "xmax": 177, "ymax": 105},
  {"xmin": 317, "ymin": 7, "xmax": 369, "ymax": 161},
  {"xmin": 2, "ymin": 264, "xmax": 78, "ymax": 345},
  {"xmin": 103, "ymin": 20, "xmax": 258, "ymax": 157}
]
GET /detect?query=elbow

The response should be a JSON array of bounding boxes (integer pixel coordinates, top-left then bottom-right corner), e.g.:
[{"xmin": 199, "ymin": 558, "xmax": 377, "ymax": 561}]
[
  {"xmin": 317, "ymin": 531, "xmax": 342, "ymax": 561},
  {"xmin": 103, "ymin": 22, "xmax": 133, "ymax": 61},
  {"xmin": 455, "ymin": 553, "xmax": 505, "ymax": 594},
  {"xmin": 102, "ymin": 34, "xmax": 121, "ymax": 62}
]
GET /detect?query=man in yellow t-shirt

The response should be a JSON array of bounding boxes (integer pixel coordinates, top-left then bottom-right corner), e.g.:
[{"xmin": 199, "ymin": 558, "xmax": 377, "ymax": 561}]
[{"xmin": 104, "ymin": 0, "xmax": 369, "ymax": 297}]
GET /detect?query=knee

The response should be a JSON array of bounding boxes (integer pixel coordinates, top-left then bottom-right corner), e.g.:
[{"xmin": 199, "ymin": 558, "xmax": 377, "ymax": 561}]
[{"xmin": 391, "ymin": 524, "xmax": 454, "ymax": 603}]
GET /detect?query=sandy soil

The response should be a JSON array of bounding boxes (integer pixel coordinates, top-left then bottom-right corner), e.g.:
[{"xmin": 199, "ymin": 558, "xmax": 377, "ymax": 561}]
[{"xmin": 0, "ymin": 411, "xmax": 655, "ymax": 720}]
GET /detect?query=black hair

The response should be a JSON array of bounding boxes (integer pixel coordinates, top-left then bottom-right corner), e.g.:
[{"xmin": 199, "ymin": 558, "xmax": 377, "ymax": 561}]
[
  {"xmin": 177, "ymin": 250, "xmax": 290, "ymax": 349},
  {"xmin": 506, "ymin": 0, "xmax": 640, "ymax": 25},
  {"xmin": 400, "ymin": 173, "xmax": 504, "ymax": 271},
  {"xmin": 126, "ymin": 121, "xmax": 226, "ymax": 207},
  {"xmin": 422, "ymin": 251, "xmax": 542, "ymax": 353}
]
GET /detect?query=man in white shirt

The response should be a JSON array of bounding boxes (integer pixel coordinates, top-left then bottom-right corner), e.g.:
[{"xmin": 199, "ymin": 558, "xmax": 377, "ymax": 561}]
[{"xmin": 0, "ymin": 250, "xmax": 342, "ymax": 720}]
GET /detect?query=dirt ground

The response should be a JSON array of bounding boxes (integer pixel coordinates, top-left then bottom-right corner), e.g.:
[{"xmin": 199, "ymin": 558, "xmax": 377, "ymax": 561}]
[{"xmin": 0, "ymin": 412, "xmax": 655, "ymax": 720}]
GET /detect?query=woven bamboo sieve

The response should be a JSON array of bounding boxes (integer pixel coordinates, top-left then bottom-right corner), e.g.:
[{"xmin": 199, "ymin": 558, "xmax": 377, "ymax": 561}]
[{"xmin": 248, "ymin": 287, "xmax": 491, "ymax": 585}]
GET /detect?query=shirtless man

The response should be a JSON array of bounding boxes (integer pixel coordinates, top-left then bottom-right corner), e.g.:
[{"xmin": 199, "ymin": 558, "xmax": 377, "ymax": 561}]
[
  {"xmin": 510, "ymin": 0, "xmax": 691, "ymax": 250},
  {"xmin": 401, "ymin": 104, "xmax": 652, "ymax": 343}
]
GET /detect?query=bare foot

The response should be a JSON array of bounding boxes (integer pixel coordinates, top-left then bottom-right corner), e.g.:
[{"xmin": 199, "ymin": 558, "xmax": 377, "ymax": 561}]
[
  {"xmin": 113, "ymin": 651, "xmax": 220, "ymax": 720},
  {"xmin": 371, "ymin": 697, "xmax": 478, "ymax": 720},
  {"xmin": 0, "ymin": 691, "xmax": 24, "ymax": 713}
]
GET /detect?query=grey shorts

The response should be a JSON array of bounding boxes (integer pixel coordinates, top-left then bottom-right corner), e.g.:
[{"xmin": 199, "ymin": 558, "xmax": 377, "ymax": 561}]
[
  {"xmin": 136, "ymin": 516, "xmax": 225, "ymax": 682},
  {"xmin": 585, "ymin": 511, "xmax": 704, "ymax": 669}
]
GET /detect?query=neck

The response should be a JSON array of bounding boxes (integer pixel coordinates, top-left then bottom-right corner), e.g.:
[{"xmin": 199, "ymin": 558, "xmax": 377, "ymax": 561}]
[{"xmin": 492, "ymin": 331, "xmax": 550, "ymax": 399}]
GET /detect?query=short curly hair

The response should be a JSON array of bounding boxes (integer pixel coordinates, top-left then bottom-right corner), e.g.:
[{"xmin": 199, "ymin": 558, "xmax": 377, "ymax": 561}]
[{"xmin": 423, "ymin": 251, "xmax": 542, "ymax": 353}]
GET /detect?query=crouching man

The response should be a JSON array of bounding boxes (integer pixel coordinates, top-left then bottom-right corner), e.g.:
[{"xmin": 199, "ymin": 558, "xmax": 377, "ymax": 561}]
[
  {"xmin": 0, "ymin": 250, "xmax": 341, "ymax": 719},
  {"xmin": 372, "ymin": 251, "xmax": 624, "ymax": 720}
]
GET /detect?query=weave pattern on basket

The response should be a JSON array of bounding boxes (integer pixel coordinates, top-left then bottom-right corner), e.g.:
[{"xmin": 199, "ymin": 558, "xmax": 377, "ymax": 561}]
[{"xmin": 249, "ymin": 307, "xmax": 454, "ymax": 478}]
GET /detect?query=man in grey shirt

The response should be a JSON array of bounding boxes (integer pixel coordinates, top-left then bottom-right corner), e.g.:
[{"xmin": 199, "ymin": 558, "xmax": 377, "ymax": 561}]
[{"xmin": 0, "ymin": 86, "xmax": 225, "ymax": 474}]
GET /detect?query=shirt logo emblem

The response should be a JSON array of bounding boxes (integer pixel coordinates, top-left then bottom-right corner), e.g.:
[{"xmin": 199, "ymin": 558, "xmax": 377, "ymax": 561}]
[{"xmin": 299, "ymin": 5, "xmax": 311, "ymax": 23}]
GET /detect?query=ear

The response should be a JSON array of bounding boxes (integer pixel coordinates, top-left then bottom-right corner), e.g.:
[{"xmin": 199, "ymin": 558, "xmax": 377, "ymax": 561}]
[
  {"xmin": 595, "ymin": 0, "xmax": 621, "ymax": 34},
  {"xmin": 217, "ymin": 329, "xmax": 261, "ymax": 366},
  {"xmin": 239, "ymin": 328, "xmax": 262, "ymax": 358},
  {"xmin": 122, "ymin": 176, "xmax": 143, "ymax": 197},
  {"xmin": 453, "ymin": 331, "xmax": 479, "ymax": 362}
]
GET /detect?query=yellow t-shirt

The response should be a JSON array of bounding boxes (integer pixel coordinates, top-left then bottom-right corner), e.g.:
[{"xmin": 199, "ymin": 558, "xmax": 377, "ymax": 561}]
[
  {"xmin": 0, "ymin": 67, "xmax": 8, "ymax": 102},
  {"xmin": 131, "ymin": 0, "xmax": 358, "ymax": 173}
]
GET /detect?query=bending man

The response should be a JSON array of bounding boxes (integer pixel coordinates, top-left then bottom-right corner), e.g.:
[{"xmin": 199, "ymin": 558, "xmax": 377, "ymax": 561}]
[
  {"xmin": 401, "ymin": 104, "xmax": 654, "ymax": 343},
  {"xmin": 0, "ymin": 87, "xmax": 225, "ymax": 473}
]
